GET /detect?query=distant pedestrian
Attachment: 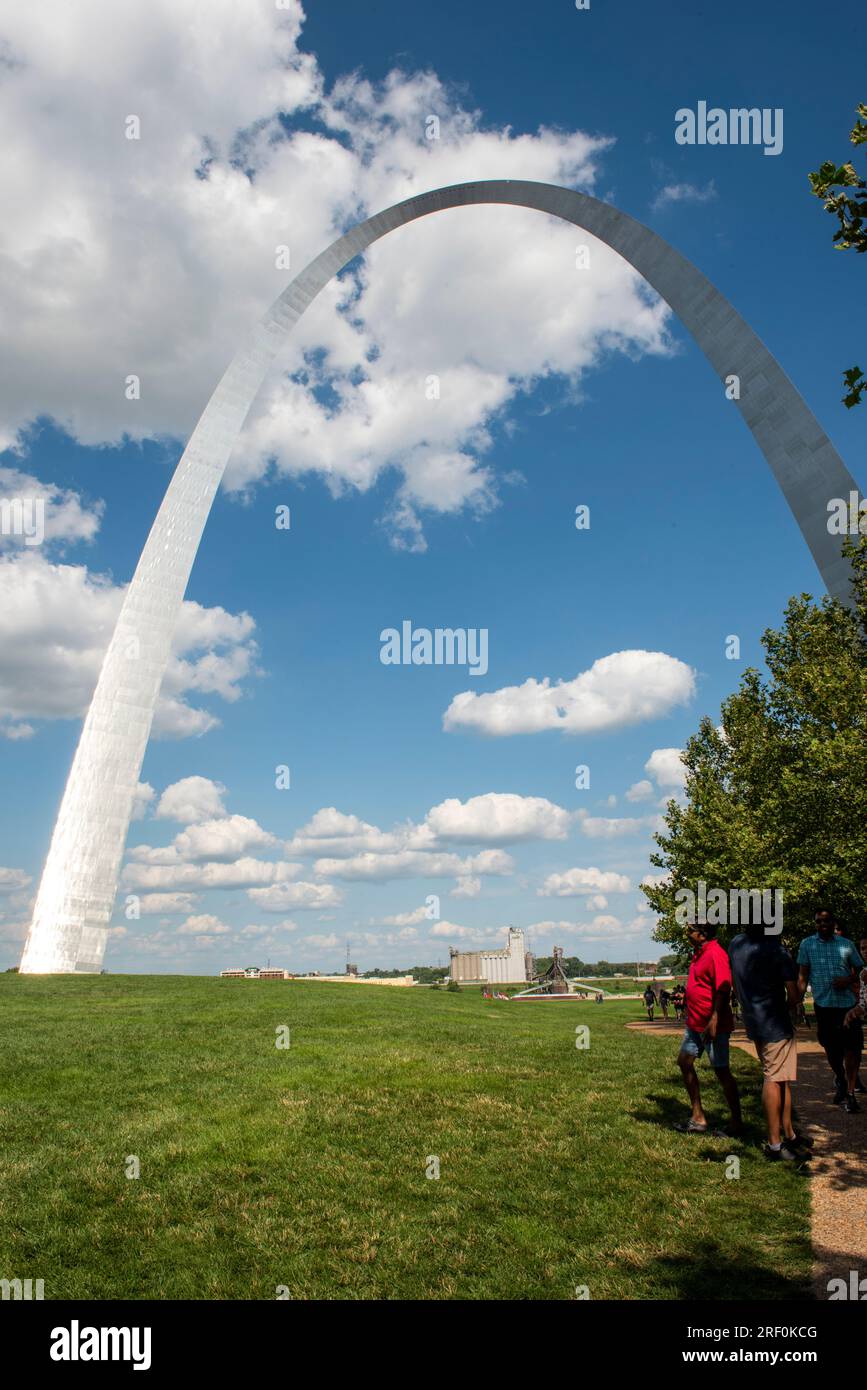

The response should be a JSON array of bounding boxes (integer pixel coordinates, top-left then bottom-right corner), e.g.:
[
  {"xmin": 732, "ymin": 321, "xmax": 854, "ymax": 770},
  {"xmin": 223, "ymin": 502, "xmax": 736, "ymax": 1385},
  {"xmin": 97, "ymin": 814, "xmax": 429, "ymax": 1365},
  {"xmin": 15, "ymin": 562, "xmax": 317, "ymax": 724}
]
[
  {"xmin": 659, "ymin": 987, "xmax": 671, "ymax": 1020},
  {"xmin": 643, "ymin": 984, "xmax": 656, "ymax": 1021}
]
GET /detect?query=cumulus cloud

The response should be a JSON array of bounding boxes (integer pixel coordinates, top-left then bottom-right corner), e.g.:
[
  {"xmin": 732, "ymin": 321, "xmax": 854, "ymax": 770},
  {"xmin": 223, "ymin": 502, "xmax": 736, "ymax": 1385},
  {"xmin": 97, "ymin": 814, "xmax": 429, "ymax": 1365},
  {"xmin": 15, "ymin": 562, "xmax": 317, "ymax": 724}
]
[
  {"xmin": 538, "ymin": 867, "xmax": 631, "ymax": 897},
  {"xmin": 529, "ymin": 915, "xmax": 647, "ymax": 941},
  {"xmin": 130, "ymin": 783, "xmax": 156, "ymax": 821},
  {"xmin": 424, "ymin": 792, "xmax": 572, "ymax": 843},
  {"xmin": 286, "ymin": 793, "xmax": 572, "ymax": 862},
  {"xmin": 0, "ymin": 2, "xmax": 672, "ymax": 551},
  {"xmin": 450, "ymin": 877, "xmax": 481, "ymax": 899},
  {"xmin": 246, "ymin": 881, "xmax": 344, "ymax": 912},
  {"xmin": 136, "ymin": 892, "xmax": 199, "ymax": 915},
  {"xmin": 381, "ymin": 906, "xmax": 430, "ymax": 927},
  {"xmin": 0, "ymin": 467, "xmax": 103, "ymax": 549},
  {"xmin": 177, "ymin": 913, "xmax": 230, "ymax": 936},
  {"xmin": 0, "ymin": 867, "xmax": 31, "ymax": 891},
  {"xmin": 155, "ymin": 776, "xmax": 227, "ymax": 824},
  {"xmin": 313, "ymin": 847, "xmax": 513, "ymax": 883},
  {"xmin": 575, "ymin": 811, "xmax": 658, "ymax": 839},
  {"xmin": 443, "ymin": 651, "xmax": 695, "ymax": 736},
  {"xmin": 645, "ymin": 746, "xmax": 687, "ymax": 791},
  {"xmin": 172, "ymin": 814, "xmax": 278, "ymax": 862},
  {"xmin": 0, "ymin": 550, "xmax": 258, "ymax": 739},
  {"xmin": 122, "ymin": 856, "xmax": 302, "ymax": 891},
  {"xmin": 625, "ymin": 779, "xmax": 654, "ymax": 803}
]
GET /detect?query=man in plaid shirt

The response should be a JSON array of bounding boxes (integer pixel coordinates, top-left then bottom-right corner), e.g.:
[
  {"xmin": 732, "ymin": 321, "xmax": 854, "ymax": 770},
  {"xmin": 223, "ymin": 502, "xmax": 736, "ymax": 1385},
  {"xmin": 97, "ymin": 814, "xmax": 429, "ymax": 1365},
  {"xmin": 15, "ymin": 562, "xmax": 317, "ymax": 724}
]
[{"xmin": 798, "ymin": 910, "xmax": 864, "ymax": 1113}]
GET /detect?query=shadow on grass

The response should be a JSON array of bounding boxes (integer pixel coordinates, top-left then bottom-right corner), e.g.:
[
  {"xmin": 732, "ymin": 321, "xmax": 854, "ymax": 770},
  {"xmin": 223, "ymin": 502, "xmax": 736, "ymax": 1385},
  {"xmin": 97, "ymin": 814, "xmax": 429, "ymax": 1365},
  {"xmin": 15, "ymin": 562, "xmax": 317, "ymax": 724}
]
[{"xmin": 640, "ymin": 1237, "xmax": 814, "ymax": 1301}]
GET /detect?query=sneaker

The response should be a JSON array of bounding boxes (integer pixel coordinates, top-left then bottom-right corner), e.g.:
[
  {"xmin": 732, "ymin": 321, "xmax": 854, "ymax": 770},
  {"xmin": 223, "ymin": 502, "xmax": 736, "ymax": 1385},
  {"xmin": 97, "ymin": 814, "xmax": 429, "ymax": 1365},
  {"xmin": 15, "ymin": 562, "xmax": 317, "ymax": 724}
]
[
  {"xmin": 764, "ymin": 1143, "xmax": 799, "ymax": 1162},
  {"xmin": 781, "ymin": 1138, "xmax": 811, "ymax": 1160},
  {"xmin": 844, "ymin": 1094, "xmax": 861, "ymax": 1114},
  {"xmin": 833, "ymin": 1079, "xmax": 848, "ymax": 1105},
  {"xmin": 855, "ymin": 1079, "xmax": 866, "ymax": 1094},
  {"xmin": 786, "ymin": 1131, "xmax": 814, "ymax": 1149}
]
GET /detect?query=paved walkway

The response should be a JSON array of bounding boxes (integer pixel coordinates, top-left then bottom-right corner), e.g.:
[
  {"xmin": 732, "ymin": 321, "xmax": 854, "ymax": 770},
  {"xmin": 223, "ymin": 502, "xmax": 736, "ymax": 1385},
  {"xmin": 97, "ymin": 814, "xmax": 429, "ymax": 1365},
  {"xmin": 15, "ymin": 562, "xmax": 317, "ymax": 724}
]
[{"xmin": 627, "ymin": 1019, "xmax": 867, "ymax": 1297}]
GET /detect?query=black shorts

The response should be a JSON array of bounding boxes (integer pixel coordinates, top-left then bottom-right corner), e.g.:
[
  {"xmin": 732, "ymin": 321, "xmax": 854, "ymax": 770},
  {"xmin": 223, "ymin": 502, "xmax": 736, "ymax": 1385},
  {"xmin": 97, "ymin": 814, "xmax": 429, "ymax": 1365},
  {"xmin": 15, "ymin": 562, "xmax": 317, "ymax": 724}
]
[{"xmin": 814, "ymin": 1004, "xmax": 864, "ymax": 1057}]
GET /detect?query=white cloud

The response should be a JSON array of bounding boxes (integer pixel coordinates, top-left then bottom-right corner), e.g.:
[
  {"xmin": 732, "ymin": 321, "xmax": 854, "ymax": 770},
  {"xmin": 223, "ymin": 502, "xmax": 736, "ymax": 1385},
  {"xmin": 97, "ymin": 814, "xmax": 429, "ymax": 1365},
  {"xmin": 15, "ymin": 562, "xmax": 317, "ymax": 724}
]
[
  {"xmin": 122, "ymin": 856, "xmax": 301, "ymax": 891},
  {"xmin": 155, "ymin": 776, "xmax": 227, "ymax": 824},
  {"xmin": 645, "ymin": 747, "xmax": 687, "ymax": 790},
  {"xmin": 246, "ymin": 881, "xmax": 344, "ymax": 912},
  {"xmin": 381, "ymin": 906, "xmax": 429, "ymax": 927},
  {"xmin": 428, "ymin": 921, "xmax": 511, "ymax": 941},
  {"xmin": 178, "ymin": 913, "xmax": 230, "ymax": 936},
  {"xmin": 529, "ymin": 915, "xmax": 646, "ymax": 942},
  {"xmin": 443, "ymin": 651, "xmax": 695, "ymax": 736},
  {"xmin": 625, "ymin": 779, "xmax": 654, "ymax": 803},
  {"xmin": 0, "ymin": 550, "xmax": 258, "ymax": 738},
  {"xmin": 131, "ymin": 783, "xmax": 156, "ymax": 821},
  {"xmin": 312, "ymin": 848, "xmax": 513, "ymax": 882},
  {"xmin": 450, "ymin": 877, "xmax": 481, "ymax": 899},
  {"xmin": 0, "ymin": 4, "xmax": 672, "ymax": 550},
  {"xmin": 136, "ymin": 892, "xmax": 199, "ymax": 916},
  {"xmin": 0, "ymin": 466, "xmax": 103, "ymax": 548},
  {"xmin": 575, "ymin": 811, "xmax": 656, "ymax": 839},
  {"xmin": 424, "ymin": 792, "xmax": 572, "ymax": 843},
  {"xmin": 538, "ymin": 867, "xmax": 631, "ymax": 897},
  {"xmin": 173, "ymin": 814, "xmax": 278, "ymax": 862},
  {"xmin": 0, "ymin": 867, "xmax": 31, "ymax": 891},
  {"xmin": 651, "ymin": 180, "xmax": 717, "ymax": 212}
]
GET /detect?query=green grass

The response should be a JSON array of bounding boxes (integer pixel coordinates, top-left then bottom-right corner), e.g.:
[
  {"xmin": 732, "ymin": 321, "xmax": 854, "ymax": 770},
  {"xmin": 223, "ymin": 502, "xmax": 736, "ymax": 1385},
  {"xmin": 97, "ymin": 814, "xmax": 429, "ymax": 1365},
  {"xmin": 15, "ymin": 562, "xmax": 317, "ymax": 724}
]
[{"xmin": 0, "ymin": 975, "xmax": 812, "ymax": 1300}]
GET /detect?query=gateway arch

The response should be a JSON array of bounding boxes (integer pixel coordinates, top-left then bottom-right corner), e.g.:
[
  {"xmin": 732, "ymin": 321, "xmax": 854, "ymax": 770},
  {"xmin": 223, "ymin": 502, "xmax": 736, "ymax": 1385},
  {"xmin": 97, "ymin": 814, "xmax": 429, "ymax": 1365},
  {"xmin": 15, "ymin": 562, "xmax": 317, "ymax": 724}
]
[{"xmin": 19, "ymin": 179, "xmax": 862, "ymax": 974}]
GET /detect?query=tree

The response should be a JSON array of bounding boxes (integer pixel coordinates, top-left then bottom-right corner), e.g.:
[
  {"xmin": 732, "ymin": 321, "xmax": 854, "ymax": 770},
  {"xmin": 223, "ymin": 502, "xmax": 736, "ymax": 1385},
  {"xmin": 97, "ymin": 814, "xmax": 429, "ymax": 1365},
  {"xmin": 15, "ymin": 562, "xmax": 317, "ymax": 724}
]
[
  {"xmin": 809, "ymin": 103, "xmax": 867, "ymax": 407},
  {"xmin": 643, "ymin": 537, "xmax": 867, "ymax": 953}
]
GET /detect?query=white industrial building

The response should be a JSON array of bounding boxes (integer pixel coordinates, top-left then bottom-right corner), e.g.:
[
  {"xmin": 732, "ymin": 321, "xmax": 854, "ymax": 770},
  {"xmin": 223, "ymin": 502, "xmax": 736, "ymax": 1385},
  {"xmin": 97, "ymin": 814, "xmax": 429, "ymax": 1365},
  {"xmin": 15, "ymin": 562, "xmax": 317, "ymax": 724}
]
[{"xmin": 449, "ymin": 928, "xmax": 529, "ymax": 985}]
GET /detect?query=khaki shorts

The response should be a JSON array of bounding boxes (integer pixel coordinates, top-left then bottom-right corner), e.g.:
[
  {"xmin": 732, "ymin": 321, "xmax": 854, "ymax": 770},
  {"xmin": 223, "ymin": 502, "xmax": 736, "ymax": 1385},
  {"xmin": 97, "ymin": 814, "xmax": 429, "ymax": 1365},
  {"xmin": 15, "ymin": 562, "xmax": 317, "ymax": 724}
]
[{"xmin": 758, "ymin": 1035, "xmax": 797, "ymax": 1082}]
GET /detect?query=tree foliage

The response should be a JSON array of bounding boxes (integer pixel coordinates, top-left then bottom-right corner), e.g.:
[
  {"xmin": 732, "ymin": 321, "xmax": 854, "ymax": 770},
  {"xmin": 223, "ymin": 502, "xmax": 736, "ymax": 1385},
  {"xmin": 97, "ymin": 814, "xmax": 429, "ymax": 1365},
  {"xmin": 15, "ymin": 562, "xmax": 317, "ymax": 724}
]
[
  {"xmin": 809, "ymin": 103, "xmax": 867, "ymax": 407},
  {"xmin": 643, "ymin": 537, "xmax": 867, "ymax": 953}
]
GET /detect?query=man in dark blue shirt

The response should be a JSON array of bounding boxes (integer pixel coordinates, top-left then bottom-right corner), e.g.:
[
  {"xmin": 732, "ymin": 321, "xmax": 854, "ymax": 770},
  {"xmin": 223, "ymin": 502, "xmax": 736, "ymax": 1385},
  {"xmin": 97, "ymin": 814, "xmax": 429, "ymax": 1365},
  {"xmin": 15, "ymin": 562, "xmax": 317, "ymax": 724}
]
[{"xmin": 729, "ymin": 926, "xmax": 809, "ymax": 1162}]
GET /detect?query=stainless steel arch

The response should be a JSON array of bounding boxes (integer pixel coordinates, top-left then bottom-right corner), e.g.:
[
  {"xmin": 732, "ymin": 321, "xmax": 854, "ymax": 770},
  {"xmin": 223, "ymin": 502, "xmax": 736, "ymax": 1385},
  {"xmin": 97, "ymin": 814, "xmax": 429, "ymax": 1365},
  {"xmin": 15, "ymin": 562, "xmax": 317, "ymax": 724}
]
[{"xmin": 19, "ymin": 178, "xmax": 862, "ymax": 973}]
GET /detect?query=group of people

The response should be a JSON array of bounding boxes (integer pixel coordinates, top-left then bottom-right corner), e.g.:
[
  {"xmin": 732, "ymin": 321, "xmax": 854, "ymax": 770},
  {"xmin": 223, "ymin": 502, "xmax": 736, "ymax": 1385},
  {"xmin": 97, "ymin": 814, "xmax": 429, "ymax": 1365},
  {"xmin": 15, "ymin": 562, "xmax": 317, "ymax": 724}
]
[
  {"xmin": 643, "ymin": 983, "xmax": 686, "ymax": 1022},
  {"xmin": 673, "ymin": 909, "xmax": 866, "ymax": 1161}
]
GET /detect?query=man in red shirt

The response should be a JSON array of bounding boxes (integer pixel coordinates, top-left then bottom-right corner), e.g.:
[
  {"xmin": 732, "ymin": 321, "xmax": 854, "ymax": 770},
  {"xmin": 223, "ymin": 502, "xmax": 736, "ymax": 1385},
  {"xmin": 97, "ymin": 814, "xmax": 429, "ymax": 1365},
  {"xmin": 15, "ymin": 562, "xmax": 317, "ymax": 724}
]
[{"xmin": 676, "ymin": 921, "xmax": 743, "ymax": 1136}]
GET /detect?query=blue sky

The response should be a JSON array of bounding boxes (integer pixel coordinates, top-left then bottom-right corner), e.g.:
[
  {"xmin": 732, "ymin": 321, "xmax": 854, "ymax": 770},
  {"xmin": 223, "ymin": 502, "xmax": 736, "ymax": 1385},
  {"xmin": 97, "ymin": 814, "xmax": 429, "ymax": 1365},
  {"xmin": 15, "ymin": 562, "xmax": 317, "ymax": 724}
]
[{"xmin": 0, "ymin": 0, "xmax": 864, "ymax": 973}]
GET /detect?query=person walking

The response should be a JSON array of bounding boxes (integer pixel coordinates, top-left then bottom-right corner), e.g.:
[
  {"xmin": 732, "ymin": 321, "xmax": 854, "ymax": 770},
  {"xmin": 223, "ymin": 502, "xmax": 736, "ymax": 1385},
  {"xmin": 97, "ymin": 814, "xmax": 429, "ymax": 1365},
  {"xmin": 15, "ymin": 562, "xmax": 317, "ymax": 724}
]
[
  {"xmin": 643, "ymin": 984, "xmax": 656, "ymax": 1021},
  {"xmin": 675, "ymin": 922, "xmax": 743, "ymax": 1137},
  {"xmin": 797, "ymin": 910, "xmax": 864, "ymax": 1113},
  {"xmin": 729, "ymin": 924, "xmax": 811, "ymax": 1162}
]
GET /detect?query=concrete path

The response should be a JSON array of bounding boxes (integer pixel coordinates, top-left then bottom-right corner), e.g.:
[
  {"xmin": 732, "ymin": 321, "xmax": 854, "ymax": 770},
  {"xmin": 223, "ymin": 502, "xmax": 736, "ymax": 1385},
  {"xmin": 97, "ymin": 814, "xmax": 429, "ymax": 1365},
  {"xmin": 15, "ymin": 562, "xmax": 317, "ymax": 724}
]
[{"xmin": 627, "ymin": 1019, "xmax": 867, "ymax": 1298}]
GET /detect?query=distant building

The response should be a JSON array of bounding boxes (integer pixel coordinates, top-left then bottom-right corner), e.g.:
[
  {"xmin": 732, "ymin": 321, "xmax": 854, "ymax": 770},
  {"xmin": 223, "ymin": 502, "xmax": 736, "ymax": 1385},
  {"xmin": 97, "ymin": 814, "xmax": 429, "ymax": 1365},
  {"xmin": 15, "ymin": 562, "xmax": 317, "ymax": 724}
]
[
  {"xmin": 449, "ymin": 928, "xmax": 529, "ymax": 985},
  {"xmin": 220, "ymin": 967, "xmax": 292, "ymax": 980}
]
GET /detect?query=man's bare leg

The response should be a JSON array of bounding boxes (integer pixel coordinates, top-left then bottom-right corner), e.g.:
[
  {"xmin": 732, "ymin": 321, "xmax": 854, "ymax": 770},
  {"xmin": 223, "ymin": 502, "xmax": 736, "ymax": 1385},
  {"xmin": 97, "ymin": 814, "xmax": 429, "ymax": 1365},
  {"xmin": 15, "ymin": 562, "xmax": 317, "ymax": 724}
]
[
  {"xmin": 678, "ymin": 1052, "xmax": 706, "ymax": 1127},
  {"xmin": 713, "ymin": 1066, "xmax": 743, "ymax": 1134}
]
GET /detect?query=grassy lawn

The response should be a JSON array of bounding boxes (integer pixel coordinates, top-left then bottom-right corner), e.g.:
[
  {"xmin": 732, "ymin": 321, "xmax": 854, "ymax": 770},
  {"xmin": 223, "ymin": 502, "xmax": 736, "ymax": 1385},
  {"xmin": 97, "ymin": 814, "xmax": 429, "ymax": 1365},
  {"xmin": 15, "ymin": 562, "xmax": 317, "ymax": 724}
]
[{"xmin": 0, "ymin": 975, "xmax": 812, "ymax": 1300}]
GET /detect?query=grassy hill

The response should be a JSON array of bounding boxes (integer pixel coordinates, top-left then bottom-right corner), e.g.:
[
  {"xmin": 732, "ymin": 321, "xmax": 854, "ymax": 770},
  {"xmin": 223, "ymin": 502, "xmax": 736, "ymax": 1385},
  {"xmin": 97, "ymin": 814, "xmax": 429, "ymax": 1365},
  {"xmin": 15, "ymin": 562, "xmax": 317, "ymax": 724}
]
[{"xmin": 0, "ymin": 974, "xmax": 811, "ymax": 1300}]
